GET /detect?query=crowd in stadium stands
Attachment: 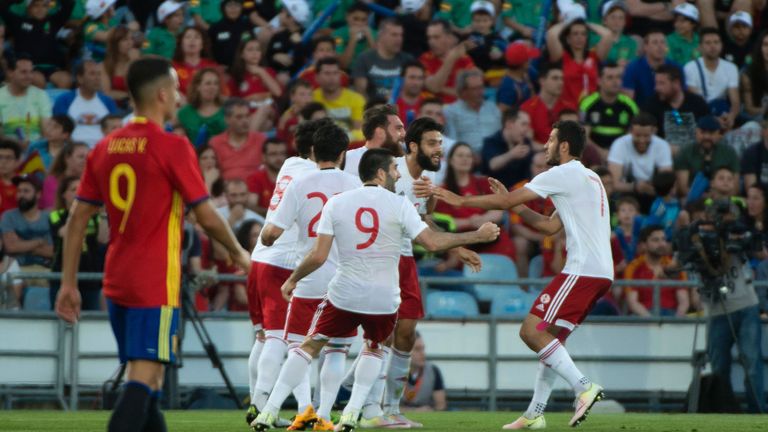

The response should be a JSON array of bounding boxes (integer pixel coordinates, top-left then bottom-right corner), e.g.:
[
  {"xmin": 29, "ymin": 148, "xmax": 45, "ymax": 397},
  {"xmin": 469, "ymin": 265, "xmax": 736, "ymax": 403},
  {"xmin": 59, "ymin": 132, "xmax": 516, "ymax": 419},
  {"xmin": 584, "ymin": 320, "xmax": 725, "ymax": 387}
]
[{"xmin": 1, "ymin": 0, "xmax": 768, "ymax": 318}]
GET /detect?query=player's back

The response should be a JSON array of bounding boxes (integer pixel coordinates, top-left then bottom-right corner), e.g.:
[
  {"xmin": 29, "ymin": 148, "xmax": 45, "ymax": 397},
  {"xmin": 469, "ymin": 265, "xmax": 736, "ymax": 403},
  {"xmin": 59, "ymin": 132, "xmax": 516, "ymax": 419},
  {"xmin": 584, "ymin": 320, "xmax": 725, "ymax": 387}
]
[
  {"xmin": 318, "ymin": 186, "xmax": 427, "ymax": 314},
  {"xmin": 78, "ymin": 118, "xmax": 208, "ymax": 307},
  {"xmin": 343, "ymin": 146, "xmax": 368, "ymax": 175}
]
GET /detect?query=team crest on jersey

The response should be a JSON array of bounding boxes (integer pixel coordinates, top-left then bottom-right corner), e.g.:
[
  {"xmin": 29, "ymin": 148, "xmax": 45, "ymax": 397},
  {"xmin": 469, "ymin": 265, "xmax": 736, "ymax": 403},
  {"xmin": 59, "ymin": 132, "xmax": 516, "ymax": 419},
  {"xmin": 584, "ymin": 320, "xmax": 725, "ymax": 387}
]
[{"xmin": 540, "ymin": 294, "xmax": 551, "ymax": 304}]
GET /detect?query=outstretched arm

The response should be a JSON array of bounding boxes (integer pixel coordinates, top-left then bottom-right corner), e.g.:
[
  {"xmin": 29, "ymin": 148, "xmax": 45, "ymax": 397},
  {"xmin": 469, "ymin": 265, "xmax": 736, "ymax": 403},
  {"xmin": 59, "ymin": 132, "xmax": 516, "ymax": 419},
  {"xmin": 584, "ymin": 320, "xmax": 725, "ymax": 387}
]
[
  {"xmin": 432, "ymin": 184, "xmax": 541, "ymax": 210},
  {"xmin": 415, "ymin": 222, "xmax": 500, "ymax": 252},
  {"xmin": 512, "ymin": 207, "xmax": 563, "ymax": 236}
]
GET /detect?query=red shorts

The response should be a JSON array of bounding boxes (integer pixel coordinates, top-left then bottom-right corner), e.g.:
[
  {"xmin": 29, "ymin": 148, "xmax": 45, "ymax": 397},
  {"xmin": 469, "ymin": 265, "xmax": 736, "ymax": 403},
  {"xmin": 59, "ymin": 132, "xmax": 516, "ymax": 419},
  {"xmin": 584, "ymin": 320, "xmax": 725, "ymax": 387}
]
[
  {"xmin": 246, "ymin": 261, "xmax": 262, "ymax": 327},
  {"xmin": 309, "ymin": 299, "xmax": 396, "ymax": 349},
  {"xmin": 255, "ymin": 262, "xmax": 293, "ymax": 332},
  {"xmin": 398, "ymin": 256, "xmax": 424, "ymax": 320},
  {"xmin": 283, "ymin": 297, "xmax": 357, "ymax": 344},
  {"xmin": 530, "ymin": 273, "xmax": 612, "ymax": 330}
]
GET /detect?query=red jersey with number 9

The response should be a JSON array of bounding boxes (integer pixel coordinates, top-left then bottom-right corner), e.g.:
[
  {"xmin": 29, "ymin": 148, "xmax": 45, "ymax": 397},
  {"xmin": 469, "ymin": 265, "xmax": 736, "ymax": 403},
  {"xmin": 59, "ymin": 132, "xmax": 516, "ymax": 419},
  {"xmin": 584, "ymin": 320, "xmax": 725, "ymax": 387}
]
[{"xmin": 76, "ymin": 118, "xmax": 209, "ymax": 308}]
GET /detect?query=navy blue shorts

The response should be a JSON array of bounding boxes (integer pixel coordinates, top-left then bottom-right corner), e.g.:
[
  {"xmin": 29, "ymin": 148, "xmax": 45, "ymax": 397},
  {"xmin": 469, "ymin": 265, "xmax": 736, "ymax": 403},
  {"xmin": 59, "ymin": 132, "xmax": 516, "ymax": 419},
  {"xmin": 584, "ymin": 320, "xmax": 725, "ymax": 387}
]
[{"xmin": 107, "ymin": 299, "xmax": 180, "ymax": 364}]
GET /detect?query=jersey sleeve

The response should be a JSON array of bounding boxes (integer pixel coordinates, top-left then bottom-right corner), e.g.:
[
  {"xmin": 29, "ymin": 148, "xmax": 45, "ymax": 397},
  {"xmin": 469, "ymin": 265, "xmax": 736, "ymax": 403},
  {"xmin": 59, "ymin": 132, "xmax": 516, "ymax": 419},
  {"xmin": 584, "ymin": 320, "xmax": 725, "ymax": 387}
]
[
  {"xmin": 400, "ymin": 197, "xmax": 429, "ymax": 240},
  {"xmin": 524, "ymin": 167, "xmax": 564, "ymax": 199},
  {"xmin": 164, "ymin": 137, "xmax": 209, "ymax": 206},
  {"xmin": 76, "ymin": 150, "xmax": 103, "ymax": 205},
  {"xmin": 270, "ymin": 180, "xmax": 299, "ymax": 230},
  {"xmin": 316, "ymin": 197, "xmax": 337, "ymax": 237}
]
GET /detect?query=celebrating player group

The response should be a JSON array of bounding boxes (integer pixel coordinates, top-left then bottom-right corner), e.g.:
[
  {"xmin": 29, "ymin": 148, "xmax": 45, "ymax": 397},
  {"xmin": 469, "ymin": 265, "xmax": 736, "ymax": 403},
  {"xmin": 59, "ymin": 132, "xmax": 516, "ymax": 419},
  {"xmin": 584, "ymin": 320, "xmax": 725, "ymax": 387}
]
[{"xmin": 54, "ymin": 58, "xmax": 613, "ymax": 432}]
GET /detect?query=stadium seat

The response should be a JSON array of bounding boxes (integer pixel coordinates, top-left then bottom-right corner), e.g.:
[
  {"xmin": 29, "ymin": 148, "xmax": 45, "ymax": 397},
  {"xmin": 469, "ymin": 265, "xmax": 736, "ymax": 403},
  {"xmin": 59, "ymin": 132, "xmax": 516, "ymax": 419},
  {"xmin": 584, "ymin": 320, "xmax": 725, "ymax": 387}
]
[
  {"xmin": 425, "ymin": 291, "xmax": 479, "ymax": 318},
  {"xmin": 528, "ymin": 255, "xmax": 544, "ymax": 279},
  {"xmin": 463, "ymin": 254, "xmax": 520, "ymax": 302},
  {"xmin": 22, "ymin": 286, "xmax": 51, "ymax": 311},
  {"xmin": 490, "ymin": 289, "xmax": 539, "ymax": 317}
]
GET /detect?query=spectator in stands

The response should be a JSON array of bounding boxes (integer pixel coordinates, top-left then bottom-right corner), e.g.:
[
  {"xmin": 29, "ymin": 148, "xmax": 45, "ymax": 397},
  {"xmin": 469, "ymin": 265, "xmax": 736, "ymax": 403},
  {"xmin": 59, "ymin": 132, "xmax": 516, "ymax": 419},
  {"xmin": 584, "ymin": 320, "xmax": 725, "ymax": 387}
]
[
  {"xmin": 436, "ymin": 142, "xmax": 517, "ymax": 260},
  {"xmin": 42, "ymin": 142, "xmax": 88, "ymax": 210},
  {"xmin": 0, "ymin": 175, "xmax": 52, "ymax": 280},
  {"xmin": 607, "ymin": 113, "xmax": 673, "ymax": 210},
  {"xmin": 624, "ymin": 225, "xmax": 690, "ymax": 317},
  {"xmin": 740, "ymin": 30, "xmax": 768, "ymax": 119},
  {"xmin": 299, "ymin": 102, "xmax": 328, "ymax": 122},
  {"xmin": 100, "ymin": 26, "xmax": 138, "ymax": 109},
  {"xmin": 401, "ymin": 333, "xmax": 447, "ymax": 412},
  {"xmin": 246, "ymin": 139, "xmax": 287, "ymax": 216},
  {"xmin": 496, "ymin": 41, "xmax": 538, "ymax": 113},
  {"xmin": 395, "ymin": 61, "xmax": 428, "ymax": 126},
  {"xmin": 313, "ymin": 58, "xmax": 366, "ymax": 141},
  {"xmin": 520, "ymin": 63, "xmax": 573, "ymax": 145},
  {"xmin": 218, "ymin": 178, "xmax": 266, "ymax": 229},
  {"xmin": 197, "ymin": 145, "xmax": 226, "ymax": 207},
  {"xmin": 208, "ymin": 0, "xmax": 252, "ymax": 68},
  {"xmin": 421, "ymin": 19, "xmax": 476, "ymax": 103},
  {"xmin": 335, "ymin": 2, "xmax": 376, "ymax": 69},
  {"xmin": 352, "ymin": 18, "xmax": 413, "ymax": 100},
  {"xmin": 0, "ymin": 54, "xmax": 52, "ymax": 145},
  {"xmin": 52, "ymin": 60, "xmax": 118, "ymax": 148},
  {"xmin": 645, "ymin": 64, "xmax": 709, "ymax": 151},
  {"xmin": 615, "ymin": 196, "xmax": 642, "ymax": 263},
  {"xmin": 143, "ymin": 0, "xmax": 187, "ymax": 59},
  {"xmin": 708, "ymin": 166, "xmax": 741, "ymax": 202},
  {"xmin": 622, "ymin": 29, "xmax": 680, "ymax": 108},
  {"xmin": 27, "ymin": 115, "xmax": 74, "ymax": 171},
  {"xmin": 265, "ymin": 0, "xmax": 309, "ymax": 78},
  {"xmin": 0, "ymin": 139, "xmax": 20, "ymax": 217},
  {"xmin": 592, "ymin": 1, "xmax": 637, "ymax": 67},
  {"xmin": 209, "ymin": 98, "xmax": 266, "ymax": 180},
  {"xmin": 276, "ymin": 80, "xmax": 313, "ymax": 153},
  {"xmin": 722, "ymin": 11, "xmax": 754, "ymax": 68},
  {"xmin": 436, "ymin": 0, "xmax": 473, "ymax": 33},
  {"xmin": 48, "ymin": 176, "xmax": 107, "ymax": 311},
  {"xmin": 545, "ymin": 14, "xmax": 613, "ymax": 107},
  {"xmin": 683, "ymin": 28, "xmax": 740, "ymax": 130},
  {"xmin": 666, "ymin": 3, "xmax": 700, "ymax": 66},
  {"xmin": 745, "ymin": 183, "xmax": 768, "ymax": 244},
  {"xmin": 178, "ymin": 68, "xmax": 227, "ymax": 147},
  {"xmin": 100, "ymin": 114, "xmax": 122, "ymax": 136},
  {"xmin": 82, "ymin": 0, "xmax": 119, "ymax": 61},
  {"xmin": 644, "ymin": 170, "xmax": 681, "ymax": 240},
  {"xmin": 172, "ymin": 26, "xmax": 218, "ymax": 97},
  {"xmin": 443, "ymin": 69, "xmax": 501, "ymax": 156},
  {"xmin": 0, "ymin": 0, "xmax": 74, "ymax": 89},
  {"xmin": 675, "ymin": 115, "xmax": 739, "ymax": 197},
  {"xmin": 230, "ymin": 38, "xmax": 283, "ymax": 105},
  {"xmin": 399, "ymin": 0, "xmax": 431, "ymax": 58},
  {"xmin": 464, "ymin": 1, "xmax": 507, "ymax": 73},
  {"xmin": 741, "ymin": 113, "xmax": 768, "ymax": 189},
  {"xmin": 480, "ymin": 109, "xmax": 533, "ymax": 188},
  {"xmin": 190, "ymin": 0, "xmax": 223, "ymax": 28},
  {"xmin": 501, "ymin": 0, "xmax": 551, "ymax": 39},
  {"xmin": 298, "ymin": 36, "xmax": 351, "ymax": 89}
]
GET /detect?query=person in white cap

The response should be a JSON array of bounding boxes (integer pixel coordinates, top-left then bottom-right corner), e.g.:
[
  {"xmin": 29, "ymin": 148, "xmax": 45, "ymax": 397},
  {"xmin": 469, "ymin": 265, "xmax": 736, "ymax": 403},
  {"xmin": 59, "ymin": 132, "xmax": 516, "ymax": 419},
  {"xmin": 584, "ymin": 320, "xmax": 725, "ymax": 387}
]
[
  {"xmin": 142, "ymin": 0, "xmax": 187, "ymax": 59},
  {"xmin": 723, "ymin": 11, "xmax": 754, "ymax": 68},
  {"xmin": 666, "ymin": 3, "xmax": 700, "ymax": 66},
  {"xmin": 83, "ymin": 0, "xmax": 119, "ymax": 60},
  {"xmin": 590, "ymin": 0, "xmax": 637, "ymax": 67}
]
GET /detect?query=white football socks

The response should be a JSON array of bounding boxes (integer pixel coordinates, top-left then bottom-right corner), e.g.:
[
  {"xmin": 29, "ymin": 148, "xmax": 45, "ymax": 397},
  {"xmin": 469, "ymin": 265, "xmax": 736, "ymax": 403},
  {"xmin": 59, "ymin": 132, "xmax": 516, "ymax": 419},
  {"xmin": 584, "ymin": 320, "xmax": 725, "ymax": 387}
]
[
  {"xmin": 384, "ymin": 347, "xmax": 411, "ymax": 415},
  {"xmin": 537, "ymin": 339, "xmax": 589, "ymax": 395},
  {"xmin": 253, "ymin": 336, "xmax": 288, "ymax": 410},
  {"xmin": 318, "ymin": 347, "xmax": 348, "ymax": 420},
  {"xmin": 344, "ymin": 350, "xmax": 384, "ymax": 416},
  {"xmin": 362, "ymin": 346, "xmax": 391, "ymax": 419},
  {"xmin": 247, "ymin": 335, "xmax": 265, "ymax": 402},
  {"xmin": 524, "ymin": 361, "xmax": 558, "ymax": 419},
  {"xmin": 262, "ymin": 347, "xmax": 313, "ymax": 417}
]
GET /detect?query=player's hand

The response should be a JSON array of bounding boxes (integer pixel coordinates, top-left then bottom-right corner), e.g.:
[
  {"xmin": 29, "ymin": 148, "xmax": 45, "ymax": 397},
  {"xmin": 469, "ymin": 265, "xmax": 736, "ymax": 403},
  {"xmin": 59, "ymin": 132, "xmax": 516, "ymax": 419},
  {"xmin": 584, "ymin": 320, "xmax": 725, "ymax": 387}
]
[
  {"xmin": 281, "ymin": 279, "xmax": 297, "ymax": 301},
  {"xmin": 55, "ymin": 286, "xmax": 81, "ymax": 324},
  {"xmin": 488, "ymin": 177, "xmax": 507, "ymax": 195},
  {"xmin": 413, "ymin": 176, "xmax": 433, "ymax": 198},
  {"xmin": 431, "ymin": 186, "xmax": 464, "ymax": 207},
  {"xmin": 230, "ymin": 247, "xmax": 252, "ymax": 274},
  {"xmin": 477, "ymin": 222, "xmax": 501, "ymax": 242},
  {"xmin": 456, "ymin": 247, "xmax": 482, "ymax": 272}
]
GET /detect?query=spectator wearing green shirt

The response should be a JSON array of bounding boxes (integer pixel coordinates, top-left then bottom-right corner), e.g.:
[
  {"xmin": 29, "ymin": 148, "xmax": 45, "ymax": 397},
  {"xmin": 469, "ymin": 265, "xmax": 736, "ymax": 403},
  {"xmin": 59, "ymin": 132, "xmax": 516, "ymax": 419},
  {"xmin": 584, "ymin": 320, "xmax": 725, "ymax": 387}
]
[
  {"xmin": 334, "ymin": 2, "xmax": 376, "ymax": 69},
  {"xmin": 0, "ymin": 55, "xmax": 52, "ymax": 146},
  {"xmin": 190, "ymin": 0, "xmax": 222, "ymax": 29},
  {"xmin": 143, "ymin": 0, "xmax": 187, "ymax": 59},
  {"xmin": 311, "ymin": 0, "xmax": 355, "ymax": 29},
  {"xmin": 588, "ymin": 1, "xmax": 638, "ymax": 67},
  {"xmin": 666, "ymin": 3, "xmax": 700, "ymax": 66},
  {"xmin": 83, "ymin": 0, "xmax": 118, "ymax": 61},
  {"xmin": 674, "ymin": 115, "xmax": 739, "ymax": 197},
  {"xmin": 437, "ymin": 0, "xmax": 473, "ymax": 33},
  {"xmin": 501, "ymin": 0, "xmax": 552, "ymax": 40},
  {"xmin": 178, "ymin": 68, "xmax": 227, "ymax": 147}
]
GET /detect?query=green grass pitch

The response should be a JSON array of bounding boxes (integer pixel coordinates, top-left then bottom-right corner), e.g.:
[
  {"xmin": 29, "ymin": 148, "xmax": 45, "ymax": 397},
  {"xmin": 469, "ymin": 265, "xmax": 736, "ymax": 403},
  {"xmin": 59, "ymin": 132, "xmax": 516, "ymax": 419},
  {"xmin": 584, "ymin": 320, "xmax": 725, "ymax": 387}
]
[{"xmin": 0, "ymin": 411, "xmax": 766, "ymax": 432}]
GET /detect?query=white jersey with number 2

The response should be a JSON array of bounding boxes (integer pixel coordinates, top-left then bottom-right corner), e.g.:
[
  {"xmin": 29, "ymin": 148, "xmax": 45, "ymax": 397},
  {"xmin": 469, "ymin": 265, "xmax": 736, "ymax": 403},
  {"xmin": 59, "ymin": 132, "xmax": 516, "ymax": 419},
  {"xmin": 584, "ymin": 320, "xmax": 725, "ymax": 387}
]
[
  {"xmin": 317, "ymin": 185, "xmax": 429, "ymax": 314},
  {"xmin": 524, "ymin": 160, "xmax": 613, "ymax": 280}
]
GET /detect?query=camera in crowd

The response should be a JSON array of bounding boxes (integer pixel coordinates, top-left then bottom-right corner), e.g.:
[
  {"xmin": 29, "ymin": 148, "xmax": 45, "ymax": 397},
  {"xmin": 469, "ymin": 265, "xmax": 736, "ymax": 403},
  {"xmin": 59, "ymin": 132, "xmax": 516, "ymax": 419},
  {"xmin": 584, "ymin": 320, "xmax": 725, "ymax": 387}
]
[{"xmin": 674, "ymin": 199, "xmax": 763, "ymax": 301}]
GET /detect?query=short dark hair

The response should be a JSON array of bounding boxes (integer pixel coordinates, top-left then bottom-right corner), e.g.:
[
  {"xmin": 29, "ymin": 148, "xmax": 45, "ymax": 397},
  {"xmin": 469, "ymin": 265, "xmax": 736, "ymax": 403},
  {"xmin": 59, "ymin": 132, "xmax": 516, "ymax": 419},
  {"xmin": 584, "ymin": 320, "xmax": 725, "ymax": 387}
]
[
  {"xmin": 362, "ymin": 104, "xmax": 398, "ymax": 140},
  {"xmin": 378, "ymin": 17, "xmax": 402, "ymax": 32},
  {"xmin": 617, "ymin": 195, "xmax": 640, "ymax": 211},
  {"xmin": 644, "ymin": 28, "xmax": 666, "ymax": 42},
  {"xmin": 295, "ymin": 118, "xmax": 335, "ymax": 158},
  {"xmin": 427, "ymin": 19, "xmax": 452, "ymax": 35},
  {"xmin": 347, "ymin": 1, "xmax": 369, "ymax": 15},
  {"xmin": 598, "ymin": 61, "xmax": 620, "ymax": 77},
  {"xmin": 223, "ymin": 97, "xmax": 250, "ymax": 116},
  {"xmin": 538, "ymin": 62, "xmax": 563, "ymax": 79},
  {"xmin": 8, "ymin": 53, "xmax": 33, "ymax": 71},
  {"xmin": 699, "ymin": 27, "xmax": 721, "ymax": 42},
  {"xmin": 655, "ymin": 64, "xmax": 682, "ymax": 83},
  {"xmin": 313, "ymin": 123, "xmax": 350, "ymax": 163},
  {"xmin": 100, "ymin": 114, "xmax": 123, "ymax": 130},
  {"xmin": 639, "ymin": 224, "xmax": 665, "ymax": 243},
  {"xmin": 262, "ymin": 137, "xmax": 286, "ymax": 154},
  {"xmin": 652, "ymin": 170, "xmax": 676, "ymax": 196},
  {"xmin": 404, "ymin": 117, "xmax": 443, "ymax": 154},
  {"xmin": 502, "ymin": 108, "xmax": 522, "ymax": 125},
  {"xmin": 359, "ymin": 148, "xmax": 394, "ymax": 182},
  {"xmin": 400, "ymin": 59, "xmax": 425, "ymax": 77},
  {"xmin": 127, "ymin": 57, "xmax": 174, "ymax": 106},
  {"xmin": 316, "ymin": 57, "xmax": 341, "ymax": 74},
  {"xmin": 0, "ymin": 138, "xmax": 21, "ymax": 159},
  {"xmin": 299, "ymin": 102, "xmax": 327, "ymax": 121},
  {"xmin": 75, "ymin": 59, "xmax": 98, "ymax": 77},
  {"xmin": 552, "ymin": 120, "xmax": 585, "ymax": 158},
  {"xmin": 289, "ymin": 79, "xmax": 312, "ymax": 96},
  {"xmin": 51, "ymin": 114, "xmax": 75, "ymax": 135},
  {"xmin": 312, "ymin": 35, "xmax": 335, "ymax": 53},
  {"xmin": 631, "ymin": 112, "xmax": 657, "ymax": 127}
]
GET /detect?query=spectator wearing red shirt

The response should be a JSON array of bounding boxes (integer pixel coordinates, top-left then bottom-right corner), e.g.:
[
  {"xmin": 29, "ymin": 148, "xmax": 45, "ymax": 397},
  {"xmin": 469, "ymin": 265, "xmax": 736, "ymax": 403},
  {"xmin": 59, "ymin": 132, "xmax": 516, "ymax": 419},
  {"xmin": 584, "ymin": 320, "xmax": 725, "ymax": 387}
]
[
  {"xmin": 520, "ymin": 64, "xmax": 575, "ymax": 144},
  {"xmin": 624, "ymin": 225, "xmax": 690, "ymax": 317},
  {"xmin": 209, "ymin": 99, "xmax": 266, "ymax": 180},
  {"xmin": 545, "ymin": 16, "xmax": 612, "ymax": 108},
  {"xmin": 297, "ymin": 35, "xmax": 351, "ymax": 89},
  {"xmin": 229, "ymin": 38, "xmax": 283, "ymax": 104},
  {"xmin": 435, "ymin": 142, "xmax": 516, "ymax": 259},
  {"xmin": 172, "ymin": 26, "xmax": 219, "ymax": 97},
  {"xmin": 396, "ymin": 61, "xmax": 430, "ymax": 126},
  {"xmin": 276, "ymin": 80, "xmax": 313, "ymax": 154},
  {"xmin": 420, "ymin": 19, "xmax": 476, "ymax": 103},
  {"xmin": 246, "ymin": 139, "xmax": 288, "ymax": 216},
  {"xmin": 0, "ymin": 139, "xmax": 19, "ymax": 217}
]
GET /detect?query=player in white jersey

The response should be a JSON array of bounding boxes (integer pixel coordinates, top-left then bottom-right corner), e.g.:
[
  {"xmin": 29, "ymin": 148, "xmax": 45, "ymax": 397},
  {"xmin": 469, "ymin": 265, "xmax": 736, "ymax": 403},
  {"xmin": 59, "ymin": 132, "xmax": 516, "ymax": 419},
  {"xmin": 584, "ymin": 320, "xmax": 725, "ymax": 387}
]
[
  {"xmin": 245, "ymin": 118, "xmax": 335, "ymax": 425},
  {"xmin": 259, "ymin": 123, "xmax": 361, "ymax": 430},
  {"xmin": 433, "ymin": 121, "xmax": 613, "ymax": 429},
  {"xmin": 343, "ymin": 104, "xmax": 405, "ymax": 176},
  {"xmin": 252, "ymin": 148, "xmax": 500, "ymax": 432}
]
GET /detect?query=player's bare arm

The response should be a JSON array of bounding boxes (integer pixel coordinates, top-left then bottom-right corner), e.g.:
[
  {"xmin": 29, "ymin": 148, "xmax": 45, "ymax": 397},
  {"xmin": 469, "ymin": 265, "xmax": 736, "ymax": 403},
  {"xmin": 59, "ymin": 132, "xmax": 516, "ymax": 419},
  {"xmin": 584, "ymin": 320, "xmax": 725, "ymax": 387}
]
[
  {"xmin": 55, "ymin": 200, "xmax": 100, "ymax": 324},
  {"xmin": 512, "ymin": 208, "xmax": 563, "ymax": 236},
  {"xmin": 281, "ymin": 234, "xmax": 333, "ymax": 301},
  {"xmin": 193, "ymin": 200, "xmax": 252, "ymax": 273},
  {"xmin": 259, "ymin": 223, "xmax": 285, "ymax": 247},
  {"xmin": 432, "ymin": 183, "xmax": 541, "ymax": 211},
  {"xmin": 415, "ymin": 222, "xmax": 500, "ymax": 252}
]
